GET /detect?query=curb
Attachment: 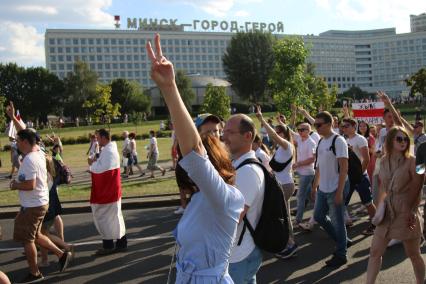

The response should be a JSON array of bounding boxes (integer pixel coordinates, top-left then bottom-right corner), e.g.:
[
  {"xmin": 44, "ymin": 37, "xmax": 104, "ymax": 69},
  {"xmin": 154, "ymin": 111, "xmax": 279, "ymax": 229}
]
[{"xmin": 0, "ymin": 195, "xmax": 181, "ymax": 220}]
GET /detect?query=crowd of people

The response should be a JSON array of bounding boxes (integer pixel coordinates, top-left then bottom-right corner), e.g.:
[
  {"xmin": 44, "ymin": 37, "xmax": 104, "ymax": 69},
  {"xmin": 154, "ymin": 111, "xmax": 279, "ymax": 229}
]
[{"xmin": 0, "ymin": 33, "xmax": 425, "ymax": 284}]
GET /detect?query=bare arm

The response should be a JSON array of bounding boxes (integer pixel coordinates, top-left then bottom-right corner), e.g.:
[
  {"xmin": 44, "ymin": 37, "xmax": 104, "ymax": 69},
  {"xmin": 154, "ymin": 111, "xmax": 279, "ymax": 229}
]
[
  {"xmin": 377, "ymin": 91, "xmax": 403, "ymax": 127},
  {"xmin": 10, "ymin": 179, "xmax": 36, "ymax": 191},
  {"xmin": 360, "ymin": 146, "xmax": 370, "ymax": 173},
  {"xmin": 146, "ymin": 34, "xmax": 203, "ymax": 156},
  {"xmin": 399, "ymin": 116, "xmax": 414, "ymax": 135},
  {"xmin": 335, "ymin": 157, "xmax": 348, "ymax": 205},
  {"xmin": 6, "ymin": 102, "xmax": 26, "ymax": 132},
  {"xmin": 256, "ymin": 106, "xmax": 291, "ymax": 150},
  {"xmin": 298, "ymin": 107, "xmax": 315, "ymax": 125}
]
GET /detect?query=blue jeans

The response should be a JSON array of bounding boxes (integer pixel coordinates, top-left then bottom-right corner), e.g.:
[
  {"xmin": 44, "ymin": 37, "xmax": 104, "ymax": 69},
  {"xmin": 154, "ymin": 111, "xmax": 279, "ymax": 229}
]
[
  {"xmin": 313, "ymin": 183, "xmax": 349, "ymax": 259},
  {"xmin": 296, "ymin": 174, "xmax": 314, "ymax": 223},
  {"xmin": 229, "ymin": 246, "xmax": 263, "ymax": 284}
]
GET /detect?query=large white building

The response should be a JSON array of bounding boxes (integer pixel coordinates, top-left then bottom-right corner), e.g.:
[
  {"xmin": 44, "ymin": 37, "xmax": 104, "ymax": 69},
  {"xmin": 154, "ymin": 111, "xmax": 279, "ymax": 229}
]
[{"xmin": 45, "ymin": 14, "xmax": 426, "ymax": 104}]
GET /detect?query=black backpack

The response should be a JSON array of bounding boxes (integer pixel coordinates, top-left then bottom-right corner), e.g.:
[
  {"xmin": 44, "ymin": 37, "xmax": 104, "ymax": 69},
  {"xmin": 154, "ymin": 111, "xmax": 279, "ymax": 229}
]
[
  {"xmin": 315, "ymin": 135, "xmax": 363, "ymax": 185},
  {"xmin": 236, "ymin": 158, "xmax": 290, "ymax": 253}
]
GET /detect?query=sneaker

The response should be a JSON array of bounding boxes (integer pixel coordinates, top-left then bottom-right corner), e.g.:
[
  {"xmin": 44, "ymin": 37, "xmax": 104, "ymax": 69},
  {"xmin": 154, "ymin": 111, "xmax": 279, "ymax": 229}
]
[
  {"xmin": 362, "ymin": 224, "xmax": 376, "ymax": 236},
  {"xmin": 174, "ymin": 207, "xmax": 185, "ymax": 215},
  {"xmin": 58, "ymin": 251, "xmax": 71, "ymax": 272},
  {"xmin": 299, "ymin": 222, "xmax": 314, "ymax": 231},
  {"xmin": 387, "ymin": 239, "xmax": 402, "ymax": 247},
  {"xmin": 94, "ymin": 247, "xmax": 116, "ymax": 256},
  {"xmin": 114, "ymin": 246, "xmax": 128, "ymax": 253},
  {"xmin": 139, "ymin": 172, "xmax": 145, "ymax": 177},
  {"xmin": 275, "ymin": 243, "xmax": 298, "ymax": 259},
  {"xmin": 65, "ymin": 244, "xmax": 75, "ymax": 261},
  {"xmin": 14, "ymin": 273, "xmax": 44, "ymax": 284},
  {"xmin": 325, "ymin": 254, "xmax": 347, "ymax": 267},
  {"xmin": 162, "ymin": 169, "xmax": 166, "ymax": 176}
]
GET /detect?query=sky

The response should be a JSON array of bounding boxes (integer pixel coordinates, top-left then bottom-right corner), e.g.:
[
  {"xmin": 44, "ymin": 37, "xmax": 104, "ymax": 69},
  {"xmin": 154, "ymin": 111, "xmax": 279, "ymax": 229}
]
[{"xmin": 0, "ymin": 0, "xmax": 425, "ymax": 67}]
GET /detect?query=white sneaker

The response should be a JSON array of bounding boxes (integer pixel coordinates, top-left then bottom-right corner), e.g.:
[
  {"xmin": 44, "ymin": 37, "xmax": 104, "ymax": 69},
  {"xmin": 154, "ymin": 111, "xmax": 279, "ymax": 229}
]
[
  {"xmin": 174, "ymin": 207, "xmax": 185, "ymax": 215},
  {"xmin": 387, "ymin": 239, "xmax": 402, "ymax": 247}
]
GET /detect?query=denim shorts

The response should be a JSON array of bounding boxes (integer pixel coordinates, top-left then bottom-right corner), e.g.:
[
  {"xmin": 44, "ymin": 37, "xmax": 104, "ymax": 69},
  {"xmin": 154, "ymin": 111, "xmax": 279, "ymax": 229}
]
[{"xmin": 345, "ymin": 174, "xmax": 373, "ymax": 206}]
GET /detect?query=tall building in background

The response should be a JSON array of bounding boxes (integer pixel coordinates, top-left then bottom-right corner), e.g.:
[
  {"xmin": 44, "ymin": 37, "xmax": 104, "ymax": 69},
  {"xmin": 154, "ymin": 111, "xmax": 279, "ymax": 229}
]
[
  {"xmin": 411, "ymin": 13, "xmax": 426, "ymax": 33},
  {"xmin": 45, "ymin": 15, "xmax": 426, "ymax": 104}
]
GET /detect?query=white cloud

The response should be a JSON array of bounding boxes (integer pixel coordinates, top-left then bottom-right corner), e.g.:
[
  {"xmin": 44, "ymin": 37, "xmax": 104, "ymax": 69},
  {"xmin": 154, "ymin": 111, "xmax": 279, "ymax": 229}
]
[
  {"xmin": 0, "ymin": 21, "xmax": 44, "ymax": 66},
  {"xmin": 0, "ymin": 0, "xmax": 114, "ymax": 67},
  {"xmin": 313, "ymin": 0, "xmax": 426, "ymax": 33},
  {"xmin": 166, "ymin": 0, "xmax": 263, "ymax": 17},
  {"xmin": 234, "ymin": 10, "xmax": 250, "ymax": 17}
]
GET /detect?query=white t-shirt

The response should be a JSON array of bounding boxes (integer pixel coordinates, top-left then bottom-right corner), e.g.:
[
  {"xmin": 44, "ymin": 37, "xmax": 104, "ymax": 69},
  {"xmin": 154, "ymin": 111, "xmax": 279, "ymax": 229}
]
[
  {"xmin": 273, "ymin": 143, "xmax": 294, "ymax": 184},
  {"xmin": 309, "ymin": 131, "xmax": 321, "ymax": 144},
  {"xmin": 346, "ymin": 133, "xmax": 368, "ymax": 174},
  {"xmin": 122, "ymin": 137, "xmax": 130, "ymax": 152},
  {"xmin": 317, "ymin": 134, "xmax": 348, "ymax": 193},
  {"xmin": 150, "ymin": 137, "xmax": 159, "ymax": 154},
  {"xmin": 295, "ymin": 136, "xmax": 316, "ymax": 176},
  {"xmin": 230, "ymin": 151, "xmax": 265, "ymax": 263},
  {"xmin": 260, "ymin": 127, "xmax": 268, "ymax": 139},
  {"xmin": 17, "ymin": 151, "xmax": 49, "ymax": 208},
  {"xmin": 255, "ymin": 147, "xmax": 272, "ymax": 172},
  {"xmin": 130, "ymin": 139, "xmax": 137, "ymax": 155}
]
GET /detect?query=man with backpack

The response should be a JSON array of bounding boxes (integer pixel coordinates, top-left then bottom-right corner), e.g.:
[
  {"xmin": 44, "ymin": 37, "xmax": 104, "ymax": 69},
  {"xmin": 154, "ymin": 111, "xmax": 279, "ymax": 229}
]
[
  {"xmin": 312, "ymin": 111, "xmax": 351, "ymax": 268},
  {"xmin": 342, "ymin": 118, "xmax": 377, "ymax": 235},
  {"xmin": 223, "ymin": 114, "xmax": 265, "ymax": 283}
]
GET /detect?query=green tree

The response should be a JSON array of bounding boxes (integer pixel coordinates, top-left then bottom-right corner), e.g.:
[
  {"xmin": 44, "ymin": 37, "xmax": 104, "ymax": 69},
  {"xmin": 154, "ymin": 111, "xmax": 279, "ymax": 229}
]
[
  {"xmin": 0, "ymin": 63, "xmax": 64, "ymax": 123},
  {"xmin": 130, "ymin": 111, "xmax": 144, "ymax": 133},
  {"xmin": 405, "ymin": 67, "xmax": 426, "ymax": 98},
  {"xmin": 63, "ymin": 61, "xmax": 98, "ymax": 119},
  {"xmin": 223, "ymin": 31, "xmax": 275, "ymax": 103},
  {"xmin": 175, "ymin": 70, "xmax": 195, "ymax": 112},
  {"xmin": 0, "ymin": 95, "xmax": 7, "ymax": 131},
  {"xmin": 83, "ymin": 84, "xmax": 121, "ymax": 128},
  {"xmin": 110, "ymin": 79, "xmax": 151, "ymax": 115},
  {"xmin": 202, "ymin": 84, "xmax": 231, "ymax": 119},
  {"xmin": 269, "ymin": 37, "xmax": 309, "ymax": 117},
  {"xmin": 342, "ymin": 86, "xmax": 370, "ymax": 100}
]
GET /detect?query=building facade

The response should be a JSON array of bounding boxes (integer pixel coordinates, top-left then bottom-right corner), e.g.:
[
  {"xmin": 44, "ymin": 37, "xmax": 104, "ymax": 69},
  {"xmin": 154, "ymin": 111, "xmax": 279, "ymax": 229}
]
[{"xmin": 45, "ymin": 16, "xmax": 426, "ymax": 103}]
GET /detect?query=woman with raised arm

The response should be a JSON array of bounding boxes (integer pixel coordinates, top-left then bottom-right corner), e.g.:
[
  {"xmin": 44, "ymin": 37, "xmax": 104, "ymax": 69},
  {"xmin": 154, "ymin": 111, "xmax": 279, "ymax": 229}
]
[
  {"xmin": 255, "ymin": 105, "xmax": 298, "ymax": 259},
  {"xmin": 146, "ymin": 34, "xmax": 244, "ymax": 283}
]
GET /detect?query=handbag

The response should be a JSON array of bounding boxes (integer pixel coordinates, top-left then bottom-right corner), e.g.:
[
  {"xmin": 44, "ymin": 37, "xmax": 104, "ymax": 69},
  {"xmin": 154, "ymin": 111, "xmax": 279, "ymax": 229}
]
[{"xmin": 371, "ymin": 166, "xmax": 397, "ymax": 226}]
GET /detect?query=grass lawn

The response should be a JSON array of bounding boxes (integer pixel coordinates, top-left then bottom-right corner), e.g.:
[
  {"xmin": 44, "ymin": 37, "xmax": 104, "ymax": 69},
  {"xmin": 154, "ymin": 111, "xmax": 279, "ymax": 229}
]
[{"xmin": 0, "ymin": 176, "xmax": 179, "ymax": 206}]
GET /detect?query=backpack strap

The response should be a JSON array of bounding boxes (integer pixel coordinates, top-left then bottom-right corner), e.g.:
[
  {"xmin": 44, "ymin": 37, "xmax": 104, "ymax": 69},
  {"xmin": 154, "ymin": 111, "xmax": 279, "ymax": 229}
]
[
  {"xmin": 235, "ymin": 158, "xmax": 265, "ymax": 246},
  {"xmin": 269, "ymin": 154, "xmax": 293, "ymax": 172},
  {"xmin": 330, "ymin": 134, "xmax": 339, "ymax": 156},
  {"xmin": 314, "ymin": 138, "xmax": 323, "ymax": 169}
]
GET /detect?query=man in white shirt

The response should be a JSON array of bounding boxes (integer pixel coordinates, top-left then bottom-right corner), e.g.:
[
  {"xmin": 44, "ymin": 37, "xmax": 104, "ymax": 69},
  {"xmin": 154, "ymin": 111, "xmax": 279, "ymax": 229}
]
[
  {"xmin": 11, "ymin": 129, "xmax": 71, "ymax": 283},
  {"xmin": 293, "ymin": 123, "xmax": 317, "ymax": 227},
  {"xmin": 312, "ymin": 111, "xmax": 350, "ymax": 267},
  {"xmin": 121, "ymin": 131, "xmax": 132, "ymax": 175},
  {"xmin": 342, "ymin": 118, "xmax": 376, "ymax": 235},
  {"xmin": 223, "ymin": 114, "xmax": 265, "ymax": 284}
]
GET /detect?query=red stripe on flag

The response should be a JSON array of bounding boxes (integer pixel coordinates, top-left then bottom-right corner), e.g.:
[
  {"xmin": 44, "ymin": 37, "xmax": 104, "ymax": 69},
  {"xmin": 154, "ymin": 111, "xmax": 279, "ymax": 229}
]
[
  {"xmin": 90, "ymin": 168, "xmax": 122, "ymax": 204},
  {"xmin": 353, "ymin": 109, "xmax": 384, "ymax": 118}
]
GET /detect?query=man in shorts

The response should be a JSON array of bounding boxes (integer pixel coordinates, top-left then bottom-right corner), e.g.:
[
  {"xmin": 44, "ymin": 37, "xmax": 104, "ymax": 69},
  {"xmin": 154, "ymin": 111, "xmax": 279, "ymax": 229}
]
[{"xmin": 11, "ymin": 129, "xmax": 71, "ymax": 283}]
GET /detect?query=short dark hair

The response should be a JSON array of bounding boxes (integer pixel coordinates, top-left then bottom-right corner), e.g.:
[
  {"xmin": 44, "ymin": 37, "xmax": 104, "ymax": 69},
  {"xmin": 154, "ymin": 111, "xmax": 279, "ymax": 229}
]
[
  {"xmin": 149, "ymin": 130, "xmax": 156, "ymax": 136},
  {"xmin": 343, "ymin": 118, "xmax": 357, "ymax": 127},
  {"xmin": 383, "ymin": 108, "xmax": 390, "ymax": 117},
  {"xmin": 238, "ymin": 116, "xmax": 256, "ymax": 142},
  {"xmin": 315, "ymin": 111, "xmax": 333, "ymax": 124},
  {"xmin": 17, "ymin": 129, "xmax": 37, "ymax": 146},
  {"xmin": 129, "ymin": 132, "xmax": 136, "ymax": 139},
  {"xmin": 97, "ymin": 128, "xmax": 110, "ymax": 140}
]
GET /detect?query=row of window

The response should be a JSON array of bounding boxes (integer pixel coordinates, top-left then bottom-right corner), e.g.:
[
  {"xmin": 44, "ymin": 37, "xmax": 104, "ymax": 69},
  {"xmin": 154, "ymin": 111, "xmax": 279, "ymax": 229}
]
[
  {"xmin": 50, "ymin": 62, "xmax": 223, "ymax": 71},
  {"xmin": 49, "ymin": 45, "xmax": 226, "ymax": 55},
  {"xmin": 48, "ymin": 37, "xmax": 228, "ymax": 47},
  {"xmin": 49, "ymin": 54, "xmax": 223, "ymax": 64}
]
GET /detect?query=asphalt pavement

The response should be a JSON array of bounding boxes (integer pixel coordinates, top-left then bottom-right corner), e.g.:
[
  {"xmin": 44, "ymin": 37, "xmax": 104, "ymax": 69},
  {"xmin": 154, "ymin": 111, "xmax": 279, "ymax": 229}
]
[{"xmin": 1, "ymin": 200, "xmax": 425, "ymax": 283}]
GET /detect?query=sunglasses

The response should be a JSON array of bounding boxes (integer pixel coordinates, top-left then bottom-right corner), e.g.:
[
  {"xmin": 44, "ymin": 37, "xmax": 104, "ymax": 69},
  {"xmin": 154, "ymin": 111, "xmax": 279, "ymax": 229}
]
[
  {"xmin": 342, "ymin": 124, "xmax": 351, "ymax": 128},
  {"xmin": 314, "ymin": 122, "xmax": 326, "ymax": 128},
  {"xmin": 395, "ymin": 136, "xmax": 409, "ymax": 143},
  {"xmin": 297, "ymin": 128, "xmax": 308, "ymax": 132}
]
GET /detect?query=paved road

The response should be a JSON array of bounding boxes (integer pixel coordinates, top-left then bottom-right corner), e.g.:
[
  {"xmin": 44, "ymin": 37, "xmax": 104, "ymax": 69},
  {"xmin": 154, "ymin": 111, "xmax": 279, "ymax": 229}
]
[{"xmin": 1, "ymin": 200, "xmax": 425, "ymax": 283}]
